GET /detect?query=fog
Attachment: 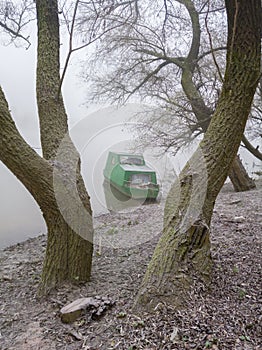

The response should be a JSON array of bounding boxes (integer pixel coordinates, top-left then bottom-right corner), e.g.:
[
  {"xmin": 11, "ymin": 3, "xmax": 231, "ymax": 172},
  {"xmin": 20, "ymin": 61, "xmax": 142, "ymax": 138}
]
[
  {"xmin": 0, "ymin": 98, "xmax": 189, "ymax": 248},
  {"xmin": 0, "ymin": 28, "xmax": 96, "ymax": 248},
  {"xmin": 0, "ymin": 29, "xmax": 260, "ymax": 249}
]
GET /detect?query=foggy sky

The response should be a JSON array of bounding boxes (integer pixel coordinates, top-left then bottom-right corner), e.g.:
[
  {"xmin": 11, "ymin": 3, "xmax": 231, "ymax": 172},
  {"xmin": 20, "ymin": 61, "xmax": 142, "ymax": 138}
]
[
  {"xmin": 0, "ymin": 22, "xmax": 260, "ymax": 249},
  {"xmin": 0, "ymin": 24, "xmax": 96, "ymax": 248}
]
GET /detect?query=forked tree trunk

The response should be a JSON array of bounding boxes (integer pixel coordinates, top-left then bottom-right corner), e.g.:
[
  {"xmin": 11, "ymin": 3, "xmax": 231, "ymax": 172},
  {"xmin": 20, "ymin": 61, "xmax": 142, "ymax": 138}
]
[
  {"xmin": 228, "ymin": 155, "xmax": 256, "ymax": 192},
  {"xmin": 180, "ymin": 0, "xmax": 256, "ymax": 193},
  {"xmin": 0, "ymin": 0, "xmax": 93, "ymax": 295},
  {"xmin": 34, "ymin": 0, "xmax": 93, "ymax": 293},
  {"xmin": 0, "ymin": 86, "xmax": 93, "ymax": 293},
  {"xmin": 134, "ymin": 0, "xmax": 261, "ymax": 310}
]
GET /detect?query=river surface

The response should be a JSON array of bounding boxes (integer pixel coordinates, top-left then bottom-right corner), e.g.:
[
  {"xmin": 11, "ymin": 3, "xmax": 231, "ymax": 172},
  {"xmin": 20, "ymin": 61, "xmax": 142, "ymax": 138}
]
[{"xmin": 0, "ymin": 105, "xmax": 260, "ymax": 249}]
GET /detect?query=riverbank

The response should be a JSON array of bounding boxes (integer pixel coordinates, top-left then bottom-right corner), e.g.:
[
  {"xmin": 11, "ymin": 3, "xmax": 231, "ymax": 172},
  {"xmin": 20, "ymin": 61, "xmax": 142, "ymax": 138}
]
[{"xmin": 0, "ymin": 182, "xmax": 261, "ymax": 349}]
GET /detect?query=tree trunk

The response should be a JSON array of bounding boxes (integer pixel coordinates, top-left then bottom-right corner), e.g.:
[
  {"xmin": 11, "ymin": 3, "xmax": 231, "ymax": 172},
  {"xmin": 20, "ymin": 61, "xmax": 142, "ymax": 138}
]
[
  {"xmin": 40, "ymin": 210, "xmax": 93, "ymax": 294},
  {"xmin": 0, "ymin": 0, "xmax": 93, "ymax": 294},
  {"xmin": 34, "ymin": 0, "xmax": 93, "ymax": 293},
  {"xmin": 36, "ymin": 0, "xmax": 69, "ymax": 160},
  {"xmin": 180, "ymin": 0, "xmax": 256, "ymax": 192},
  {"xmin": 0, "ymin": 86, "xmax": 93, "ymax": 293},
  {"xmin": 134, "ymin": 0, "xmax": 261, "ymax": 311},
  {"xmin": 228, "ymin": 155, "xmax": 256, "ymax": 192}
]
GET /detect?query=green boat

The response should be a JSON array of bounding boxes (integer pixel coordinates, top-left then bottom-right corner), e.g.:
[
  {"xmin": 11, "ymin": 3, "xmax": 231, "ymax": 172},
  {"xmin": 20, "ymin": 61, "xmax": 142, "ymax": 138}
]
[{"xmin": 103, "ymin": 152, "xmax": 159, "ymax": 200}]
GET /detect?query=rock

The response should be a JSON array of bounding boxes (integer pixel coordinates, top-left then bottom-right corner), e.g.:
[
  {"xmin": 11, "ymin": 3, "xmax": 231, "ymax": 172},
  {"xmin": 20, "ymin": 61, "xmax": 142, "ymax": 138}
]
[
  {"xmin": 60, "ymin": 296, "xmax": 115, "ymax": 323},
  {"xmin": 60, "ymin": 297, "xmax": 93, "ymax": 323},
  {"xmin": 233, "ymin": 216, "xmax": 245, "ymax": 223}
]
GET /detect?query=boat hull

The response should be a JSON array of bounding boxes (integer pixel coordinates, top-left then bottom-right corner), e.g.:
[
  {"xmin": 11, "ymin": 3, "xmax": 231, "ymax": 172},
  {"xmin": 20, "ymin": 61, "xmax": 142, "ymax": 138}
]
[{"xmin": 104, "ymin": 177, "xmax": 159, "ymax": 200}]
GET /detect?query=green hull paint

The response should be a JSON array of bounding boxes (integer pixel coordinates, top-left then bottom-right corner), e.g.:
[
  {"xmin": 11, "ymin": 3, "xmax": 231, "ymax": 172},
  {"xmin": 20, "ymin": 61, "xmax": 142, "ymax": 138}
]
[{"xmin": 103, "ymin": 152, "xmax": 159, "ymax": 199}]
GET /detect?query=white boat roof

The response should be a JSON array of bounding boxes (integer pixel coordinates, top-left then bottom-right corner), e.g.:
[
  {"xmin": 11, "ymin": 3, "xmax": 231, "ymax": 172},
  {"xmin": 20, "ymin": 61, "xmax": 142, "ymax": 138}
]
[
  {"xmin": 120, "ymin": 164, "xmax": 155, "ymax": 172},
  {"xmin": 111, "ymin": 152, "xmax": 144, "ymax": 157}
]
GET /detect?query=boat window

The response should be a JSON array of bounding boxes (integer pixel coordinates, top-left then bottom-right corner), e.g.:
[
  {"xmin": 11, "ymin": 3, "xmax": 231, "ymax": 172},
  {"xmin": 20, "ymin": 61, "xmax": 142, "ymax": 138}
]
[
  {"xmin": 111, "ymin": 157, "xmax": 116, "ymax": 165},
  {"xmin": 120, "ymin": 156, "xmax": 144, "ymax": 165},
  {"xmin": 130, "ymin": 174, "xmax": 151, "ymax": 184}
]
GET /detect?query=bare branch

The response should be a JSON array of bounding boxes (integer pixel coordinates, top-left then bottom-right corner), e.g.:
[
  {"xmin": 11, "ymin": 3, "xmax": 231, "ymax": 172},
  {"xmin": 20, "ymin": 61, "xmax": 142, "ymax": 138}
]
[
  {"xmin": 241, "ymin": 134, "xmax": 262, "ymax": 161},
  {"xmin": 204, "ymin": 1, "xmax": 224, "ymax": 82},
  {"xmin": 58, "ymin": 0, "xmax": 80, "ymax": 98},
  {"xmin": 197, "ymin": 46, "xmax": 227, "ymax": 62},
  {"xmin": 129, "ymin": 61, "xmax": 172, "ymax": 97},
  {"xmin": 0, "ymin": 19, "xmax": 31, "ymax": 47},
  {"xmin": 134, "ymin": 48, "xmax": 185, "ymax": 68}
]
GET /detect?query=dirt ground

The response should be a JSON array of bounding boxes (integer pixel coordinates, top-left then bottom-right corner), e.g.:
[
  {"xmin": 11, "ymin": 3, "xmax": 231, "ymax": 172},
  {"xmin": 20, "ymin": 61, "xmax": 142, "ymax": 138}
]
[{"xmin": 0, "ymin": 181, "xmax": 261, "ymax": 350}]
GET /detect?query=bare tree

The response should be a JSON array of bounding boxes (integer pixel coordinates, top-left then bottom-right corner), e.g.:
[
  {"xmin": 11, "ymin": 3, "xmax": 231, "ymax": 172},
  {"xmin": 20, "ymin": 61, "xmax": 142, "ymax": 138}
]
[
  {"xmin": 134, "ymin": 0, "xmax": 261, "ymax": 310},
  {"xmin": 0, "ymin": 0, "xmax": 97, "ymax": 294},
  {"xmin": 82, "ymin": 0, "xmax": 259, "ymax": 191},
  {"xmin": 0, "ymin": 0, "xmax": 145, "ymax": 294}
]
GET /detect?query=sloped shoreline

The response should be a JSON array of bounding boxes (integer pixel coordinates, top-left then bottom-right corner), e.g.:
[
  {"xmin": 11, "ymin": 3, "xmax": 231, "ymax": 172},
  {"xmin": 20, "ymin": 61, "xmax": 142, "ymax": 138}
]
[{"xmin": 0, "ymin": 182, "xmax": 261, "ymax": 349}]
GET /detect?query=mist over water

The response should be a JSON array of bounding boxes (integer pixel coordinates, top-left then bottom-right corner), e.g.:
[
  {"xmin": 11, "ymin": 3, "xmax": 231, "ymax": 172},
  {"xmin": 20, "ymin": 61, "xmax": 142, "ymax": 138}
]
[
  {"xmin": 0, "ymin": 104, "xmax": 174, "ymax": 248},
  {"xmin": 0, "ymin": 104, "xmax": 260, "ymax": 249},
  {"xmin": 0, "ymin": 19, "xmax": 259, "ymax": 250},
  {"xmin": 0, "ymin": 164, "xmax": 46, "ymax": 248}
]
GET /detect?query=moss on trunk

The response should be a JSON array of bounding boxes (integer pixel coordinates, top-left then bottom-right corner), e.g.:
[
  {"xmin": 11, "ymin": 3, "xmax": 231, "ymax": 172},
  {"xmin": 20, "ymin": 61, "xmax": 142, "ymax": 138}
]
[
  {"xmin": 134, "ymin": 0, "xmax": 261, "ymax": 311},
  {"xmin": 0, "ymin": 0, "xmax": 94, "ymax": 295},
  {"xmin": 179, "ymin": 0, "xmax": 256, "ymax": 193},
  {"xmin": 228, "ymin": 156, "xmax": 256, "ymax": 192},
  {"xmin": 39, "ymin": 211, "xmax": 93, "ymax": 294}
]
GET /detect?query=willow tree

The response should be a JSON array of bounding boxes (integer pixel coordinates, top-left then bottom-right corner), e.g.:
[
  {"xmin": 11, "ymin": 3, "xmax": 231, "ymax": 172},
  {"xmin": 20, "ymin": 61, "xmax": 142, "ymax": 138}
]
[
  {"xmin": 82, "ymin": 0, "xmax": 257, "ymax": 192},
  {"xmin": 135, "ymin": 0, "xmax": 261, "ymax": 309},
  {"xmin": 0, "ymin": 0, "xmax": 93, "ymax": 293}
]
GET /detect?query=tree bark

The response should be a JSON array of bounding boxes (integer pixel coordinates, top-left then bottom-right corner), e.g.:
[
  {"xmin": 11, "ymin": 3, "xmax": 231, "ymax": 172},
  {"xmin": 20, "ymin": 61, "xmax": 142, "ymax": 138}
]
[
  {"xmin": 228, "ymin": 155, "xmax": 256, "ymax": 192},
  {"xmin": 40, "ymin": 210, "xmax": 93, "ymax": 294},
  {"xmin": 0, "ymin": 0, "xmax": 93, "ymax": 294},
  {"xmin": 35, "ymin": 0, "xmax": 93, "ymax": 293},
  {"xmin": 0, "ymin": 85, "xmax": 93, "ymax": 294},
  {"xmin": 36, "ymin": 0, "xmax": 69, "ymax": 160},
  {"xmin": 134, "ymin": 0, "xmax": 261, "ymax": 311},
  {"xmin": 179, "ymin": 0, "xmax": 256, "ymax": 192}
]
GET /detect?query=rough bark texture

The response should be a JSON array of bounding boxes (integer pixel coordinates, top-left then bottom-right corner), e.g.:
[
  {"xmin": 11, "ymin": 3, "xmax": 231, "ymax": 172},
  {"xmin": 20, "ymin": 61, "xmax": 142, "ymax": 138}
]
[
  {"xmin": 179, "ymin": 0, "xmax": 256, "ymax": 192},
  {"xmin": 36, "ymin": 0, "xmax": 68, "ymax": 160},
  {"xmin": 0, "ymin": 0, "xmax": 93, "ymax": 294},
  {"xmin": 134, "ymin": 0, "xmax": 261, "ymax": 311},
  {"xmin": 228, "ymin": 155, "xmax": 256, "ymax": 192},
  {"xmin": 35, "ymin": 0, "xmax": 93, "ymax": 293}
]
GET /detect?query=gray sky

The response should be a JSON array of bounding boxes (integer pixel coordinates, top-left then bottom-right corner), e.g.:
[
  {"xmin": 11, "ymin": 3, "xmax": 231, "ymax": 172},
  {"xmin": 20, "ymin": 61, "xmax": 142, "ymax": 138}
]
[
  {"xmin": 0, "ymin": 26, "xmax": 153, "ymax": 248},
  {"xmin": 0, "ymin": 22, "xmax": 96, "ymax": 248},
  {"xmin": 0, "ymin": 12, "xmax": 260, "ymax": 248}
]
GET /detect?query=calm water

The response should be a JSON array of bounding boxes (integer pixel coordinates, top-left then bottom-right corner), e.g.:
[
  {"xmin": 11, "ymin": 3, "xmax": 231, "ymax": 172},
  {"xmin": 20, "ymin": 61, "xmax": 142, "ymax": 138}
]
[{"xmin": 0, "ymin": 105, "xmax": 259, "ymax": 249}]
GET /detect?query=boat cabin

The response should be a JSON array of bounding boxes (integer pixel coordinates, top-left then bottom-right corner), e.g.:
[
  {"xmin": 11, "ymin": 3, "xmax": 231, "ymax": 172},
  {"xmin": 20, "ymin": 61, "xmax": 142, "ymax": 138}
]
[{"xmin": 103, "ymin": 152, "xmax": 159, "ymax": 199}]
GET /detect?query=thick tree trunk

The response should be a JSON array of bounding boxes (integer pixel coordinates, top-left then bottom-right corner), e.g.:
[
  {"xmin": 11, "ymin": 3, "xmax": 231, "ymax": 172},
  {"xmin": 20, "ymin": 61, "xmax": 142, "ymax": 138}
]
[
  {"xmin": 180, "ymin": 0, "xmax": 256, "ymax": 192},
  {"xmin": 34, "ymin": 0, "xmax": 93, "ymax": 293},
  {"xmin": 134, "ymin": 0, "xmax": 261, "ymax": 310},
  {"xmin": 40, "ymin": 210, "xmax": 93, "ymax": 294},
  {"xmin": 0, "ymin": 86, "xmax": 93, "ymax": 293},
  {"xmin": 228, "ymin": 155, "xmax": 256, "ymax": 192},
  {"xmin": 0, "ymin": 0, "xmax": 93, "ymax": 294}
]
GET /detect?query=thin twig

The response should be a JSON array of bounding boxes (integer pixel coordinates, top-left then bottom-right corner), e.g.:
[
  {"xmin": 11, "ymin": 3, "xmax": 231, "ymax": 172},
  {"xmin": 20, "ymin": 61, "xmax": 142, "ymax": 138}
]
[
  {"xmin": 57, "ymin": 0, "xmax": 80, "ymax": 98},
  {"xmin": 0, "ymin": 20, "xmax": 31, "ymax": 48},
  {"xmin": 204, "ymin": 0, "xmax": 223, "ymax": 82}
]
